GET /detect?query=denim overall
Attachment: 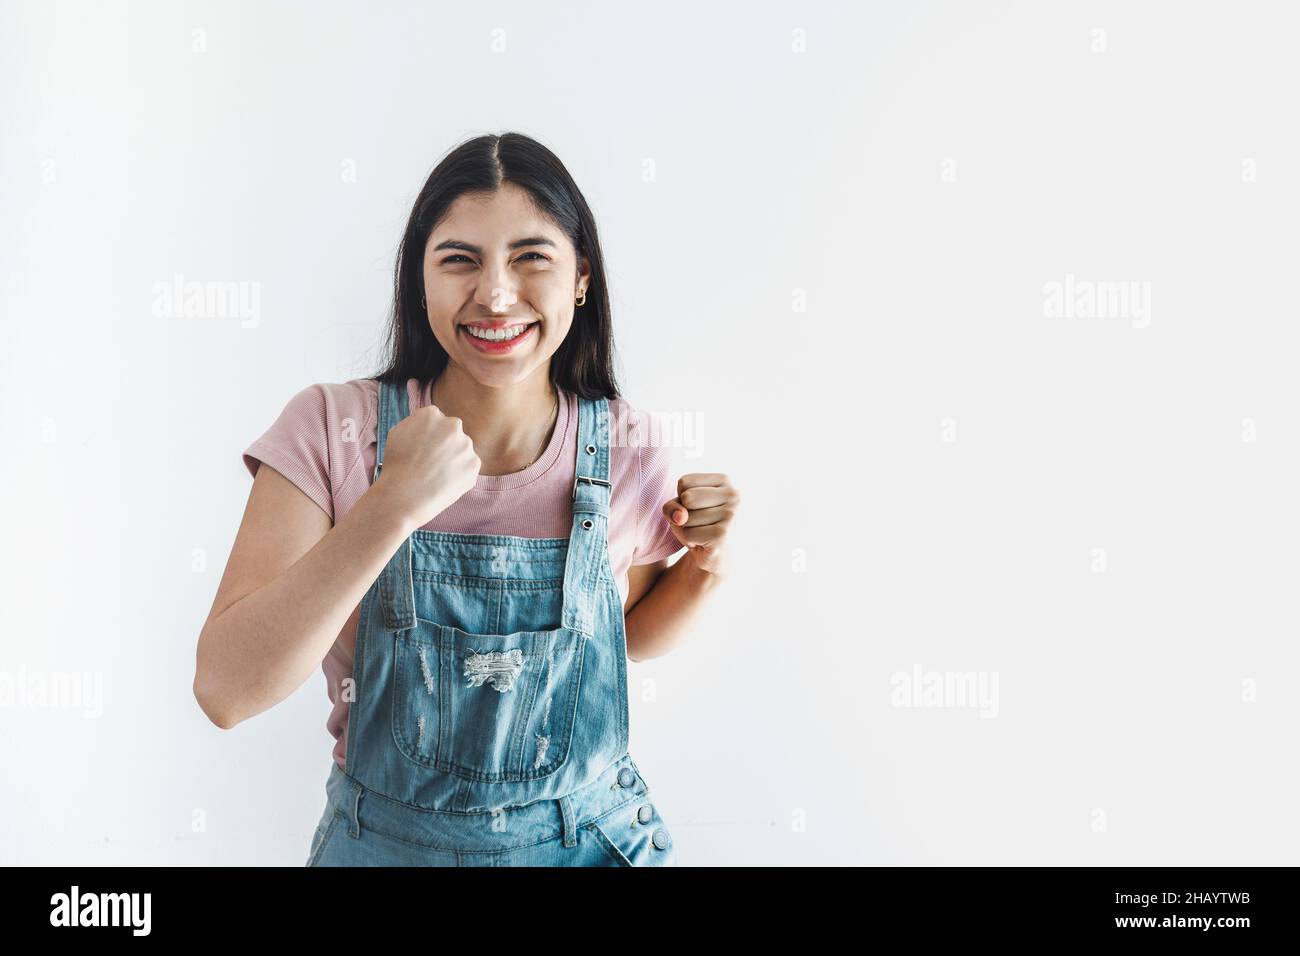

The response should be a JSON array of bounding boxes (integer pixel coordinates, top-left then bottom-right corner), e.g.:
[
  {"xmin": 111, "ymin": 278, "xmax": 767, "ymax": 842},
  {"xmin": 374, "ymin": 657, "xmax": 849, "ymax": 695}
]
[{"xmin": 306, "ymin": 378, "xmax": 676, "ymax": 866}]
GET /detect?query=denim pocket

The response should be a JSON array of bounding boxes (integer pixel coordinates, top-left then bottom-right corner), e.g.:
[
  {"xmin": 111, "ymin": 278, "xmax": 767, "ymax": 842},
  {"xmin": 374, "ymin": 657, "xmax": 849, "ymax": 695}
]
[
  {"xmin": 306, "ymin": 809, "xmax": 344, "ymax": 867},
  {"xmin": 392, "ymin": 620, "xmax": 587, "ymax": 782},
  {"xmin": 585, "ymin": 821, "xmax": 632, "ymax": 866},
  {"xmin": 392, "ymin": 624, "xmax": 444, "ymax": 764}
]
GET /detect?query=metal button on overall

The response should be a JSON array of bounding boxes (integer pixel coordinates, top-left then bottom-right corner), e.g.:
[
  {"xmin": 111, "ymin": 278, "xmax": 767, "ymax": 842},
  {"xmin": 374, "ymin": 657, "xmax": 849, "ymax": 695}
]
[
  {"xmin": 652, "ymin": 828, "xmax": 671, "ymax": 850},
  {"xmin": 617, "ymin": 767, "xmax": 636, "ymax": 789},
  {"xmin": 637, "ymin": 804, "xmax": 653, "ymax": 824},
  {"xmin": 582, "ymin": 519, "xmax": 593, "ymax": 530}
]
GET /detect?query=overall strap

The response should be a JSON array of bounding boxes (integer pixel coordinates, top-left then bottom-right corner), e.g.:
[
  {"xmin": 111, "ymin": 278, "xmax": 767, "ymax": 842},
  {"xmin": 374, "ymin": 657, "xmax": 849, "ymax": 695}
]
[
  {"xmin": 561, "ymin": 394, "xmax": 613, "ymax": 636},
  {"xmin": 374, "ymin": 379, "xmax": 417, "ymax": 632}
]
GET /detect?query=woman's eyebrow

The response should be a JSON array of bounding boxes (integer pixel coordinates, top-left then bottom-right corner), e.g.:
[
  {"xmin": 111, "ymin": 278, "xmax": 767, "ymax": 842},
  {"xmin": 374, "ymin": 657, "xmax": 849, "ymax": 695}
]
[{"xmin": 432, "ymin": 237, "xmax": 557, "ymax": 255}]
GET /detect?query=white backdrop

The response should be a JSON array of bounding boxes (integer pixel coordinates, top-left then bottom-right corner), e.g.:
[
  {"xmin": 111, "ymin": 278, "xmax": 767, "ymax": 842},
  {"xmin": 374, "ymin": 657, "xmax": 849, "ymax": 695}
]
[{"xmin": 3, "ymin": 0, "xmax": 1297, "ymax": 865}]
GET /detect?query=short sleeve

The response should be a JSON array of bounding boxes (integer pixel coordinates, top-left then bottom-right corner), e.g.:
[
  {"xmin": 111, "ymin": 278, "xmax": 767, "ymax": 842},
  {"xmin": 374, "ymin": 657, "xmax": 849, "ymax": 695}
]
[
  {"xmin": 242, "ymin": 384, "xmax": 336, "ymax": 522},
  {"xmin": 632, "ymin": 429, "xmax": 685, "ymax": 566}
]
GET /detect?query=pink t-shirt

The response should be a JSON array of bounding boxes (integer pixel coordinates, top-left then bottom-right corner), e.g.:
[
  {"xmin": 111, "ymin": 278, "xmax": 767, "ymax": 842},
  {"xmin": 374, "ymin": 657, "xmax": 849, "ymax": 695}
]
[{"xmin": 241, "ymin": 376, "xmax": 684, "ymax": 773}]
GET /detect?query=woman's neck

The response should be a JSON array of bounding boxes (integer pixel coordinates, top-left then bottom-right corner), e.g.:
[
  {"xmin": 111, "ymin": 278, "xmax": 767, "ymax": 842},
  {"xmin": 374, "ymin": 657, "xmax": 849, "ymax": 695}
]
[{"xmin": 427, "ymin": 367, "xmax": 559, "ymax": 477}]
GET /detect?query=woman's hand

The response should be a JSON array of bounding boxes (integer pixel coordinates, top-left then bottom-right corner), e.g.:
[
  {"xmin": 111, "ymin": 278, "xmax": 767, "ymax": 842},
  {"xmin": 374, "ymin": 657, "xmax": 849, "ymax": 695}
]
[
  {"xmin": 375, "ymin": 403, "xmax": 482, "ymax": 530},
  {"xmin": 661, "ymin": 472, "xmax": 739, "ymax": 578}
]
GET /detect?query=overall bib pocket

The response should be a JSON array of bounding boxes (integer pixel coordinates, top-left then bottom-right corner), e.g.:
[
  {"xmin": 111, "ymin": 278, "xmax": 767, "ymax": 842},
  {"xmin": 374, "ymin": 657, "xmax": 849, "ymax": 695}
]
[{"xmin": 392, "ymin": 619, "xmax": 587, "ymax": 782}]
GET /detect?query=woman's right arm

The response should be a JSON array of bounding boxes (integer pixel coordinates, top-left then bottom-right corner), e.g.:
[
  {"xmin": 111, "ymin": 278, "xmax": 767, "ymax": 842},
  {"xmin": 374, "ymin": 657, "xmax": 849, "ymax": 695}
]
[
  {"xmin": 193, "ymin": 463, "xmax": 416, "ymax": 729},
  {"xmin": 194, "ymin": 400, "xmax": 481, "ymax": 729}
]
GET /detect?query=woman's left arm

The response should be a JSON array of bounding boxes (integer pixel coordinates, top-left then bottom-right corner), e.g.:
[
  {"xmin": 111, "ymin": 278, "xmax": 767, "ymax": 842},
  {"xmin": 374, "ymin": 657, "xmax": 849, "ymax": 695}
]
[{"xmin": 623, "ymin": 472, "xmax": 739, "ymax": 662}]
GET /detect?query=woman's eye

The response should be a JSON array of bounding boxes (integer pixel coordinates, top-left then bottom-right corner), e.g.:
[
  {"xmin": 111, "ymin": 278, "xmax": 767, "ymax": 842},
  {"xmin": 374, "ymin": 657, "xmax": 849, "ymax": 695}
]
[{"xmin": 441, "ymin": 253, "xmax": 548, "ymax": 265}]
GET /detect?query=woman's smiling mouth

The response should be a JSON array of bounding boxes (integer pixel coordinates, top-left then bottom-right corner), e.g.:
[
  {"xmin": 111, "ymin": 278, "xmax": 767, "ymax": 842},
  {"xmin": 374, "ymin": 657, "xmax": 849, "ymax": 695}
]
[{"xmin": 459, "ymin": 320, "xmax": 540, "ymax": 354}]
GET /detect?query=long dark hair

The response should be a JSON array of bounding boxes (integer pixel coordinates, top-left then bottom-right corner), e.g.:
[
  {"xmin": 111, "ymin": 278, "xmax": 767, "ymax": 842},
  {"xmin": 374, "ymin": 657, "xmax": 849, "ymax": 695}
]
[{"xmin": 373, "ymin": 132, "xmax": 620, "ymax": 401}]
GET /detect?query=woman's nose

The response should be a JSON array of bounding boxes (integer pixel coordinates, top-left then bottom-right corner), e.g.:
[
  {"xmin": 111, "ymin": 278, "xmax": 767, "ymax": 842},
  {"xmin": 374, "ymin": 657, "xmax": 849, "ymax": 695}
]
[{"xmin": 475, "ymin": 262, "xmax": 519, "ymax": 312}]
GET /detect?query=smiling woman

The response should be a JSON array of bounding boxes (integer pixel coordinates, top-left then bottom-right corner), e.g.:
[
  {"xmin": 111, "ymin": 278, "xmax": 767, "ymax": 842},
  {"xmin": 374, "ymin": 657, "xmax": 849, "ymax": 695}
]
[
  {"xmin": 197, "ymin": 131, "xmax": 739, "ymax": 868},
  {"xmin": 415, "ymin": 190, "xmax": 590, "ymax": 402}
]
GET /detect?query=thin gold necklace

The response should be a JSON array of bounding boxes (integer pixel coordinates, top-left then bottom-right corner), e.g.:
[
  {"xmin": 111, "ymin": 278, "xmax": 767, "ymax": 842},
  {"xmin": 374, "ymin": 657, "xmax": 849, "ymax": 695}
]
[
  {"xmin": 529, "ymin": 386, "xmax": 560, "ymax": 468},
  {"xmin": 430, "ymin": 380, "xmax": 559, "ymax": 473}
]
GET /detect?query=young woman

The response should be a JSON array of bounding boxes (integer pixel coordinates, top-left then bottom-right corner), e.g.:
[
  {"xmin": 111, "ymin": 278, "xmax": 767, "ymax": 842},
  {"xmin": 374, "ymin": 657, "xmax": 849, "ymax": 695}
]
[{"xmin": 194, "ymin": 132, "xmax": 739, "ymax": 866}]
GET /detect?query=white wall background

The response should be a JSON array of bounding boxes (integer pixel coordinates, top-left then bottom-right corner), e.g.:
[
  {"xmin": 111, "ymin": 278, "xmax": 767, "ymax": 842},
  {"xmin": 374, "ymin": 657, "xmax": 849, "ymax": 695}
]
[{"xmin": 3, "ymin": 0, "xmax": 1297, "ymax": 865}]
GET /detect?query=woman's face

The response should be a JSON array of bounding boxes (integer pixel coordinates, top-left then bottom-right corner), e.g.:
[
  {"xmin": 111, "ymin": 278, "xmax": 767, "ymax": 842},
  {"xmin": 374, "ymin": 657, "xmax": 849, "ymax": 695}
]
[{"xmin": 422, "ymin": 183, "xmax": 590, "ymax": 389}]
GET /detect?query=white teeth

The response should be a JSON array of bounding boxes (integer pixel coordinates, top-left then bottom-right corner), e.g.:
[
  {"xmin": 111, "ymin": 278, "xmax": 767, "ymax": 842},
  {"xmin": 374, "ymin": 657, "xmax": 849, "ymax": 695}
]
[{"xmin": 465, "ymin": 323, "xmax": 533, "ymax": 341}]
